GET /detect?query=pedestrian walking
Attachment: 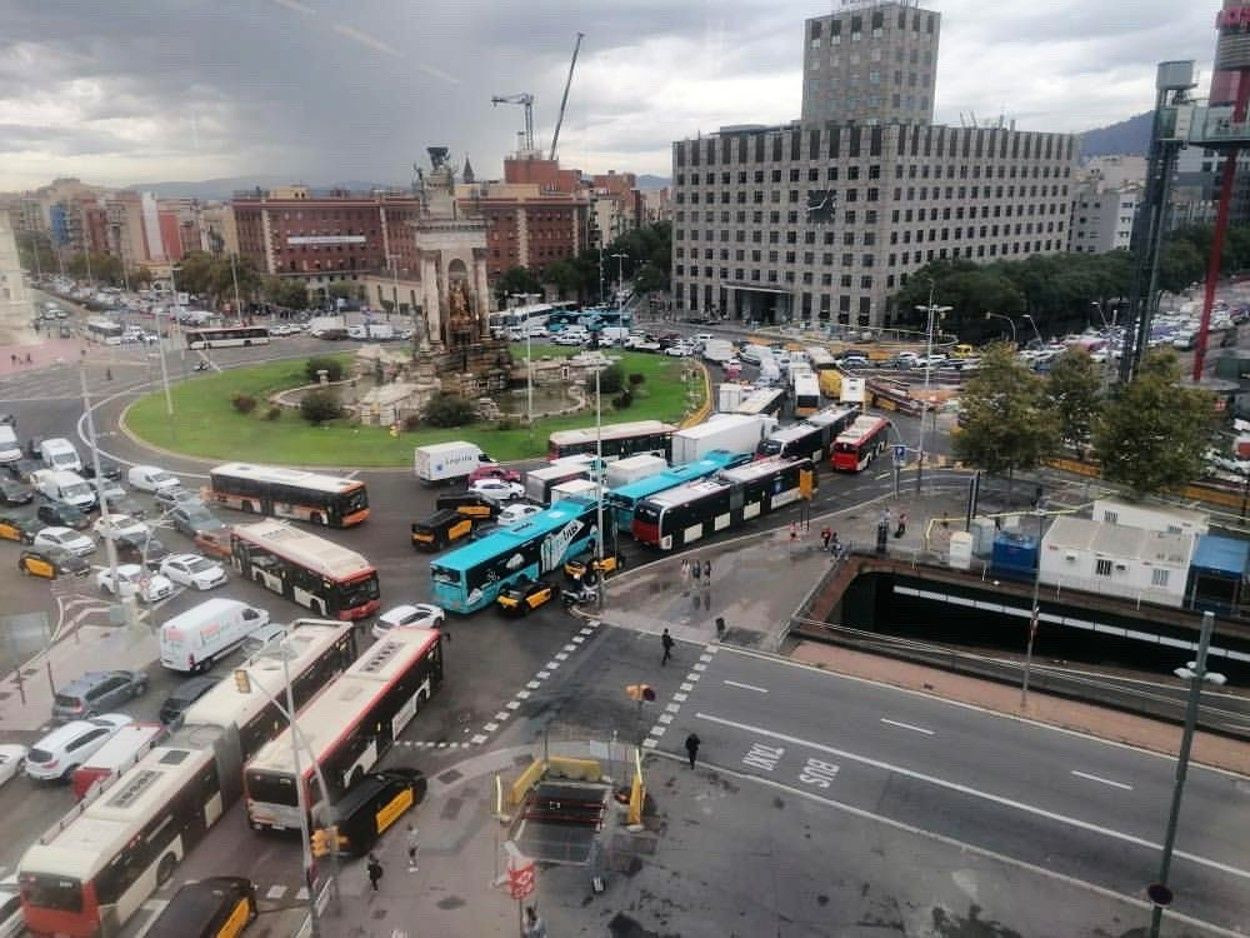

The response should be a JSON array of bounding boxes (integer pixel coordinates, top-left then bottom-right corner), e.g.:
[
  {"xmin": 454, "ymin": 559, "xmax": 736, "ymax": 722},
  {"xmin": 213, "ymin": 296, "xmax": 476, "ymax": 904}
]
[
  {"xmin": 661, "ymin": 628, "xmax": 674, "ymax": 666},
  {"xmin": 679, "ymin": 558, "xmax": 689, "ymax": 589},
  {"xmin": 830, "ymin": 531, "xmax": 841, "ymax": 556},
  {"xmin": 405, "ymin": 822, "xmax": 419, "ymax": 872},
  {"xmin": 702, "ymin": 560, "xmax": 711, "ymax": 583},
  {"xmin": 895, "ymin": 511, "xmax": 908, "ymax": 539},
  {"xmin": 523, "ymin": 906, "xmax": 548, "ymax": 938},
  {"xmin": 24, "ymin": 353, "xmax": 31, "ymax": 365},
  {"xmin": 691, "ymin": 560, "xmax": 702, "ymax": 587},
  {"xmin": 366, "ymin": 853, "xmax": 384, "ymax": 892},
  {"xmin": 684, "ymin": 732, "xmax": 701, "ymax": 769},
  {"xmin": 820, "ymin": 527, "xmax": 832, "ymax": 552}
]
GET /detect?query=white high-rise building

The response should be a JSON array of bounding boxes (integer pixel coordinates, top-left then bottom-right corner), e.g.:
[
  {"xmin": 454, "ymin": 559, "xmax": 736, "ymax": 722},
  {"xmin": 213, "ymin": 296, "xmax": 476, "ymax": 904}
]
[{"xmin": 0, "ymin": 211, "xmax": 36, "ymax": 346}]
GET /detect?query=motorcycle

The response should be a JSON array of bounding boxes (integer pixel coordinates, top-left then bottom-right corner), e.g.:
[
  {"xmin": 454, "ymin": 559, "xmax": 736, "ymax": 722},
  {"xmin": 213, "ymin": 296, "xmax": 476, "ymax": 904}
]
[
  {"xmin": 561, "ymin": 584, "xmax": 599, "ymax": 609},
  {"xmin": 193, "ymin": 360, "xmax": 210, "ymax": 372}
]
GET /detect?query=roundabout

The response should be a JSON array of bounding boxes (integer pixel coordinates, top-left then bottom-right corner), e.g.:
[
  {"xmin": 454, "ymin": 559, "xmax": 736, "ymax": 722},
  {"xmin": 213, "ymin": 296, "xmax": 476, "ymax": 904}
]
[{"xmin": 121, "ymin": 343, "xmax": 707, "ymax": 467}]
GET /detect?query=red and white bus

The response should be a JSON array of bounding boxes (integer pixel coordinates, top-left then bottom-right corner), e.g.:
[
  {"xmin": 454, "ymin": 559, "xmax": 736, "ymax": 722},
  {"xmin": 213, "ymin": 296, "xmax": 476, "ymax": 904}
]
[
  {"xmin": 632, "ymin": 456, "xmax": 816, "ymax": 551},
  {"xmin": 548, "ymin": 420, "xmax": 675, "ymax": 462},
  {"xmin": 832, "ymin": 415, "xmax": 891, "ymax": 472},
  {"xmin": 70, "ymin": 723, "xmax": 166, "ymax": 801},
  {"xmin": 231, "ymin": 519, "xmax": 380, "ymax": 620},
  {"xmin": 18, "ymin": 621, "xmax": 357, "ymax": 938},
  {"xmin": 207, "ymin": 462, "xmax": 369, "ymax": 528},
  {"xmin": 244, "ymin": 627, "xmax": 444, "ymax": 832}
]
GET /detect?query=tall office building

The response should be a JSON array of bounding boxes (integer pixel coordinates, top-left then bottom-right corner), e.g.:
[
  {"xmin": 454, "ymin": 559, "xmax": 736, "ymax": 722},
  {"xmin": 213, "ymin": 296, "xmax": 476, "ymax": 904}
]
[
  {"xmin": 802, "ymin": 0, "xmax": 939, "ymax": 126},
  {"xmin": 671, "ymin": 1, "xmax": 1076, "ymax": 328}
]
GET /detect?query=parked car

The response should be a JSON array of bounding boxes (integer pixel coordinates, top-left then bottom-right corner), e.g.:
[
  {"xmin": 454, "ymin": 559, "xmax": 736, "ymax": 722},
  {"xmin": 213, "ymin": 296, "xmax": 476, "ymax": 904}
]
[
  {"xmin": 158, "ymin": 675, "xmax": 221, "ymax": 726},
  {"xmin": 37, "ymin": 501, "xmax": 90, "ymax": 531},
  {"xmin": 25, "ymin": 715, "xmax": 134, "ymax": 781},
  {"xmin": 498, "ymin": 503, "xmax": 542, "ymax": 527},
  {"xmin": 467, "ymin": 479, "xmax": 525, "ymax": 503},
  {"xmin": 0, "ymin": 478, "xmax": 33, "ymax": 506},
  {"xmin": 170, "ymin": 504, "xmax": 227, "ymax": 537},
  {"xmin": 52, "ymin": 670, "xmax": 148, "ymax": 722},
  {"xmin": 159, "ymin": 553, "xmax": 228, "ymax": 590},
  {"xmin": 0, "ymin": 744, "xmax": 27, "ymax": 789},
  {"xmin": 19, "ymin": 546, "xmax": 90, "ymax": 579},
  {"xmin": 371, "ymin": 603, "xmax": 444, "ymax": 641},
  {"xmin": 93, "ymin": 514, "xmax": 149, "ymax": 540},
  {"xmin": 33, "ymin": 525, "xmax": 95, "ymax": 556},
  {"xmin": 553, "ymin": 332, "xmax": 587, "ymax": 347},
  {"xmin": 95, "ymin": 563, "xmax": 175, "ymax": 603},
  {"xmin": 127, "ymin": 465, "xmax": 182, "ymax": 493},
  {"xmin": 0, "ymin": 513, "xmax": 41, "ymax": 544}
]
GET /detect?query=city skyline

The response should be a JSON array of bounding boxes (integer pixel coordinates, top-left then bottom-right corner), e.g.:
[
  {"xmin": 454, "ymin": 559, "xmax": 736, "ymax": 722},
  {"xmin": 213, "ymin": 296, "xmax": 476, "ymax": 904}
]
[{"xmin": 0, "ymin": 0, "xmax": 1217, "ymax": 191}]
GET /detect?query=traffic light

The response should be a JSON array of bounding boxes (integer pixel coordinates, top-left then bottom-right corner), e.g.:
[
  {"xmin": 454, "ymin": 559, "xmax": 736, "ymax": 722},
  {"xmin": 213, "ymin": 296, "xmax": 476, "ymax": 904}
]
[
  {"xmin": 233, "ymin": 669, "xmax": 251, "ymax": 694},
  {"xmin": 626, "ymin": 684, "xmax": 656, "ymax": 702}
]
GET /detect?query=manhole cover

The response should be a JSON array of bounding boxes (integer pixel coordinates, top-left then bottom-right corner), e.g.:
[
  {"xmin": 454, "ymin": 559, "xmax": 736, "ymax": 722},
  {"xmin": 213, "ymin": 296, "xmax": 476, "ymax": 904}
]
[{"xmin": 437, "ymin": 768, "xmax": 463, "ymax": 784}]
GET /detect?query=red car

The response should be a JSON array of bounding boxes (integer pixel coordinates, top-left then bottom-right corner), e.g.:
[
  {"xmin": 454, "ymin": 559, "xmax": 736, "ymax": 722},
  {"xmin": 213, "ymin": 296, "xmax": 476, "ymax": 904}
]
[{"xmin": 468, "ymin": 463, "xmax": 521, "ymax": 485}]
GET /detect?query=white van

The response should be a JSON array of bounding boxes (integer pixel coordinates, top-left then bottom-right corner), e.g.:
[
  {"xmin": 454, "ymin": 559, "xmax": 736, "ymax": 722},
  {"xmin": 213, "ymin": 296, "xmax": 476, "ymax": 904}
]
[
  {"xmin": 0, "ymin": 426, "xmax": 20, "ymax": 464},
  {"xmin": 40, "ymin": 438, "xmax": 83, "ymax": 473},
  {"xmin": 32, "ymin": 469, "xmax": 96, "ymax": 509},
  {"xmin": 159, "ymin": 598, "xmax": 271, "ymax": 673}
]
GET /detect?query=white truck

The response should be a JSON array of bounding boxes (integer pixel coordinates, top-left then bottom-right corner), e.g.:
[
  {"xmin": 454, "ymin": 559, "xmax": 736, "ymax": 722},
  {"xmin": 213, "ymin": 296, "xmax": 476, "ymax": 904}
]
[
  {"xmin": 40, "ymin": 437, "xmax": 83, "ymax": 473},
  {"xmin": 524, "ymin": 455, "xmax": 598, "ymax": 504},
  {"xmin": 605, "ymin": 454, "xmax": 668, "ymax": 489},
  {"xmin": 702, "ymin": 339, "xmax": 737, "ymax": 364},
  {"xmin": 549, "ymin": 478, "xmax": 603, "ymax": 504},
  {"xmin": 32, "ymin": 469, "xmax": 96, "ymax": 509},
  {"xmin": 670, "ymin": 413, "xmax": 776, "ymax": 464},
  {"xmin": 159, "ymin": 598, "xmax": 271, "ymax": 673},
  {"xmin": 414, "ymin": 441, "xmax": 486, "ymax": 485},
  {"xmin": 717, "ymin": 383, "xmax": 748, "ymax": 413}
]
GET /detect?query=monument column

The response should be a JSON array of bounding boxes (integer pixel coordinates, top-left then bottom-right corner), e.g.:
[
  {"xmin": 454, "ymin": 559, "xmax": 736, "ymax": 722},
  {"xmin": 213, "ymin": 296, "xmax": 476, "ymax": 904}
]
[
  {"xmin": 420, "ymin": 253, "xmax": 440, "ymax": 348},
  {"xmin": 473, "ymin": 247, "xmax": 491, "ymax": 339}
]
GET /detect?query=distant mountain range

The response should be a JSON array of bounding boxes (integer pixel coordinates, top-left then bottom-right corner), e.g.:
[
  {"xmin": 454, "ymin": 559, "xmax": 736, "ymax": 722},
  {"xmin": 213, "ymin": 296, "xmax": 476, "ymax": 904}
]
[
  {"xmin": 637, "ymin": 174, "xmax": 671, "ymax": 190},
  {"xmin": 1079, "ymin": 111, "xmax": 1153, "ymax": 159}
]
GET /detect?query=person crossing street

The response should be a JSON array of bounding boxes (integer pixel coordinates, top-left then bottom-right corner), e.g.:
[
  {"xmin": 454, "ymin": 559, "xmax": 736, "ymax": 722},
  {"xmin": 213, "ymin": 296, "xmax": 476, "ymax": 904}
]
[{"xmin": 661, "ymin": 628, "xmax": 674, "ymax": 665}]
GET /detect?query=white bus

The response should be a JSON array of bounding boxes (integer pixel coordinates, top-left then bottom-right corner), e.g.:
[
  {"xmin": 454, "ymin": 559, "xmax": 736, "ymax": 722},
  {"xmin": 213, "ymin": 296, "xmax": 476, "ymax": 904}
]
[
  {"xmin": 793, "ymin": 372, "xmax": 822, "ymax": 417},
  {"xmin": 185, "ymin": 326, "xmax": 270, "ymax": 349},
  {"xmin": 18, "ymin": 621, "xmax": 357, "ymax": 938},
  {"xmin": 207, "ymin": 462, "xmax": 369, "ymax": 528},
  {"xmin": 84, "ymin": 317, "xmax": 124, "ymax": 345},
  {"xmin": 244, "ymin": 627, "xmax": 445, "ymax": 832}
]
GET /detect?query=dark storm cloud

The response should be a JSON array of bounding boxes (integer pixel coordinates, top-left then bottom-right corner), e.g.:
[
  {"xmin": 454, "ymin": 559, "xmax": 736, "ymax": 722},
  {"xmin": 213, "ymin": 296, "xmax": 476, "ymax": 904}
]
[{"xmin": 0, "ymin": 0, "xmax": 1222, "ymax": 188}]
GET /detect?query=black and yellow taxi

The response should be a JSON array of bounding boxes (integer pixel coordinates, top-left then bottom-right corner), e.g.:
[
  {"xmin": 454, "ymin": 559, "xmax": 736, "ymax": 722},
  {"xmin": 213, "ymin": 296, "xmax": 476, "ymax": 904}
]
[
  {"xmin": 564, "ymin": 553, "xmax": 623, "ymax": 581},
  {"xmin": 435, "ymin": 492, "xmax": 498, "ymax": 522},
  {"xmin": 320, "ymin": 767, "xmax": 427, "ymax": 857},
  {"xmin": 496, "ymin": 578, "xmax": 555, "ymax": 616},
  {"xmin": 0, "ymin": 514, "xmax": 40, "ymax": 544},
  {"xmin": 145, "ymin": 876, "xmax": 257, "ymax": 938},
  {"xmin": 410, "ymin": 509, "xmax": 474, "ymax": 552},
  {"xmin": 19, "ymin": 545, "xmax": 90, "ymax": 579}
]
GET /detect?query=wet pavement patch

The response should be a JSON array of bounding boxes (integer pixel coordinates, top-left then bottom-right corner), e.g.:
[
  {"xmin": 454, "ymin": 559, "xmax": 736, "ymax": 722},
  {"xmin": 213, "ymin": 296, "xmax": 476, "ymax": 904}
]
[
  {"xmin": 439, "ymin": 796, "xmax": 464, "ymax": 820},
  {"xmin": 932, "ymin": 905, "xmax": 1022, "ymax": 938},
  {"xmin": 435, "ymin": 895, "xmax": 466, "ymax": 910},
  {"xmin": 436, "ymin": 767, "xmax": 463, "ymax": 784}
]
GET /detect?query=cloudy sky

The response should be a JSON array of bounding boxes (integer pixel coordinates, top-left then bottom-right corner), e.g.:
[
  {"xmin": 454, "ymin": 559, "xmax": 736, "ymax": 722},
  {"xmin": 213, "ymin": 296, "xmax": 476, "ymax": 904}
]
[{"xmin": 0, "ymin": 0, "xmax": 1218, "ymax": 191}]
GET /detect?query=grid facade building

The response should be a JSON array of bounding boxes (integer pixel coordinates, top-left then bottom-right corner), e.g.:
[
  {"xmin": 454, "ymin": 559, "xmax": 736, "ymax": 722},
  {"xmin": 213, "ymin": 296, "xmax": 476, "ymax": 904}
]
[{"xmin": 672, "ymin": 122, "xmax": 1077, "ymax": 326}]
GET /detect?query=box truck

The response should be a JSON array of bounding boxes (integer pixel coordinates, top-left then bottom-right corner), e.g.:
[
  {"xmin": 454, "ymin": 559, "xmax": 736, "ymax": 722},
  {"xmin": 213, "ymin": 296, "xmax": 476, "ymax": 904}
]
[
  {"xmin": 702, "ymin": 339, "xmax": 737, "ymax": 364},
  {"xmin": 414, "ymin": 441, "xmax": 486, "ymax": 484},
  {"xmin": 525, "ymin": 454, "xmax": 598, "ymax": 504},
  {"xmin": 549, "ymin": 478, "xmax": 603, "ymax": 504},
  {"xmin": 670, "ymin": 414, "xmax": 775, "ymax": 464},
  {"xmin": 605, "ymin": 454, "xmax": 668, "ymax": 489},
  {"xmin": 717, "ymin": 383, "xmax": 748, "ymax": 414}
]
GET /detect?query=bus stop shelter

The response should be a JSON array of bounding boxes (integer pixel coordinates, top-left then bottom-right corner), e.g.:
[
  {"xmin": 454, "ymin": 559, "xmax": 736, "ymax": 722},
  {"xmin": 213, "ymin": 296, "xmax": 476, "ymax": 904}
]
[{"xmin": 1188, "ymin": 533, "xmax": 1250, "ymax": 615}]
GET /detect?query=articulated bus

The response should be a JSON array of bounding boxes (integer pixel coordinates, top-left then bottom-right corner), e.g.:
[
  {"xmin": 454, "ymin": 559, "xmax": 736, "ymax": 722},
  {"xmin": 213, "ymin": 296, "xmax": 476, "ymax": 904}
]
[
  {"xmin": 430, "ymin": 500, "xmax": 603, "ymax": 613},
  {"xmin": 244, "ymin": 628, "xmax": 444, "ymax": 832},
  {"xmin": 231, "ymin": 520, "xmax": 380, "ymax": 620},
  {"xmin": 207, "ymin": 462, "xmax": 369, "ymax": 528},
  {"xmin": 633, "ymin": 457, "xmax": 816, "ymax": 551},
  {"xmin": 606, "ymin": 450, "xmax": 750, "ymax": 532},
  {"xmin": 185, "ymin": 326, "xmax": 270, "ymax": 349},
  {"xmin": 734, "ymin": 388, "xmax": 787, "ymax": 419},
  {"xmin": 18, "ymin": 622, "xmax": 356, "ymax": 938},
  {"xmin": 755, "ymin": 405, "xmax": 859, "ymax": 462},
  {"xmin": 832, "ymin": 414, "xmax": 892, "ymax": 472},
  {"xmin": 792, "ymin": 372, "xmax": 822, "ymax": 417},
  {"xmin": 84, "ymin": 317, "xmax": 123, "ymax": 346},
  {"xmin": 548, "ymin": 420, "xmax": 675, "ymax": 462}
]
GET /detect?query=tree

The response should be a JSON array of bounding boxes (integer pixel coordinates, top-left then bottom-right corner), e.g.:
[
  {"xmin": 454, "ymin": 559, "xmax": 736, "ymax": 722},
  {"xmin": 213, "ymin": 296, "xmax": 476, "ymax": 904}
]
[
  {"xmin": 327, "ymin": 282, "xmax": 359, "ymax": 301},
  {"xmin": 952, "ymin": 342, "xmax": 1060, "ymax": 485},
  {"xmin": 423, "ymin": 393, "xmax": 477, "ymax": 428},
  {"xmin": 299, "ymin": 390, "xmax": 342, "ymax": 424},
  {"xmin": 587, "ymin": 363, "xmax": 624, "ymax": 396},
  {"xmin": 1094, "ymin": 349, "xmax": 1214, "ymax": 496},
  {"xmin": 543, "ymin": 260, "xmax": 582, "ymax": 300},
  {"xmin": 1045, "ymin": 348, "xmax": 1102, "ymax": 451},
  {"xmin": 1157, "ymin": 240, "xmax": 1205, "ymax": 295},
  {"xmin": 305, "ymin": 356, "xmax": 345, "ymax": 383},
  {"xmin": 494, "ymin": 266, "xmax": 542, "ymax": 307},
  {"xmin": 132, "ymin": 266, "xmax": 154, "ymax": 288},
  {"xmin": 264, "ymin": 276, "xmax": 308, "ymax": 310}
]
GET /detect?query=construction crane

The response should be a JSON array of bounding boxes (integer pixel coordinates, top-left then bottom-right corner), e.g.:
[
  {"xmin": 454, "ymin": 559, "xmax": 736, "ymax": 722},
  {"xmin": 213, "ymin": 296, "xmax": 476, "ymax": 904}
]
[
  {"xmin": 491, "ymin": 92, "xmax": 535, "ymax": 154},
  {"xmin": 549, "ymin": 32, "xmax": 584, "ymax": 161}
]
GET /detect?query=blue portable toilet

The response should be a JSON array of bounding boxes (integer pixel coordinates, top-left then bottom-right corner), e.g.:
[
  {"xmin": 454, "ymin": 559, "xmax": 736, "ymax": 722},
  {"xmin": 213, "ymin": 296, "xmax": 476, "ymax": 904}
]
[{"xmin": 990, "ymin": 530, "xmax": 1039, "ymax": 581}]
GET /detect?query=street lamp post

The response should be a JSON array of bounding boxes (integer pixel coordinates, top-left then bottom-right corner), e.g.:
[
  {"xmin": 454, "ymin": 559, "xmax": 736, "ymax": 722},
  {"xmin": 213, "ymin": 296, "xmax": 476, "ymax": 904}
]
[
  {"xmin": 387, "ymin": 254, "xmax": 401, "ymax": 322},
  {"xmin": 1022, "ymin": 313, "xmax": 1044, "ymax": 348},
  {"xmin": 984, "ymin": 312, "xmax": 1017, "ymax": 347},
  {"xmin": 1020, "ymin": 498, "xmax": 1046, "ymax": 707},
  {"xmin": 611, "ymin": 253, "xmax": 627, "ymax": 311},
  {"xmin": 1147, "ymin": 611, "xmax": 1223, "ymax": 937},
  {"xmin": 230, "ymin": 254, "xmax": 243, "ymax": 321},
  {"xmin": 594, "ymin": 364, "xmax": 606, "ymax": 609},
  {"xmin": 913, "ymin": 285, "xmax": 952, "ymax": 494}
]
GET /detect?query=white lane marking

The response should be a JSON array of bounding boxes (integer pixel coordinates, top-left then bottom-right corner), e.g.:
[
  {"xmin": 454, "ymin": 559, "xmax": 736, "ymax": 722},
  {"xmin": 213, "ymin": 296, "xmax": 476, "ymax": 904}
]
[
  {"xmin": 266, "ymin": 885, "xmax": 287, "ymax": 899},
  {"xmin": 694, "ymin": 711, "xmax": 1250, "ymax": 883},
  {"xmin": 723, "ymin": 679, "xmax": 768, "ymax": 694},
  {"xmin": 1071, "ymin": 770, "xmax": 1133, "ymax": 792},
  {"xmin": 642, "ymin": 749, "xmax": 1247, "ymax": 938},
  {"xmin": 680, "ymin": 682, "xmax": 694, "ymax": 692},
  {"xmin": 526, "ymin": 681, "xmax": 540, "ymax": 690},
  {"xmin": 483, "ymin": 722, "xmax": 499, "ymax": 732},
  {"xmin": 494, "ymin": 711, "xmax": 510, "ymax": 721},
  {"xmin": 643, "ymin": 738, "xmax": 658, "ymax": 749},
  {"xmin": 880, "ymin": 717, "xmax": 934, "ymax": 736},
  {"xmin": 658, "ymin": 713, "xmax": 674, "ymax": 725},
  {"xmin": 470, "ymin": 734, "xmax": 488, "ymax": 745}
]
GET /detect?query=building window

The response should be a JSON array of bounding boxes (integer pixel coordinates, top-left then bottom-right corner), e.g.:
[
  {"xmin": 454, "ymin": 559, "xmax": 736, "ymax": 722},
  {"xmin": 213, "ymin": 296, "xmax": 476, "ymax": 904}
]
[
  {"xmin": 1095, "ymin": 558, "xmax": 1113, "ymax": 577},
  {"xmin": 1151, "ymin": 568, "xmax": 1170, "ymax": 588}
]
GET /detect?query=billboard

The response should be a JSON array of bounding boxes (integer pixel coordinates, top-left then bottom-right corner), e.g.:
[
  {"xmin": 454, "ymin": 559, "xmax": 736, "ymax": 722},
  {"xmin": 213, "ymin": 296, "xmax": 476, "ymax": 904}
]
[{"xmin": 287, "ymin": 235, "xmax": 367, "ymax": 246}]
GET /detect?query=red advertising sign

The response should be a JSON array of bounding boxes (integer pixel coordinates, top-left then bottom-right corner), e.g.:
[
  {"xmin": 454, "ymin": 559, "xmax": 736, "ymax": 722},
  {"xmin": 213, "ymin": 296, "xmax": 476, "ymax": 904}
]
[{"xmin": 507, "ymin": 861, "xmax": 536, "ymax": 900}]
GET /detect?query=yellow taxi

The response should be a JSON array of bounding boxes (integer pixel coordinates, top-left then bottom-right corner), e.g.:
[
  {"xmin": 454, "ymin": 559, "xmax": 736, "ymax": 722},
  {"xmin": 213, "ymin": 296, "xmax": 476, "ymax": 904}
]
[
  {"xmin": 564, "ymin": 554, "xmax": 622, "ymax": 580},
  {"xmin": 0, "ymin": 514, "xmax": 40, "ymax": 544},
  {"xmin": 19, "ymin": 546, "xmax": 90, "ymax": 579},
  {"xmin": 496, "ymin": 579, "xmax": 554, "ymax": 617}
]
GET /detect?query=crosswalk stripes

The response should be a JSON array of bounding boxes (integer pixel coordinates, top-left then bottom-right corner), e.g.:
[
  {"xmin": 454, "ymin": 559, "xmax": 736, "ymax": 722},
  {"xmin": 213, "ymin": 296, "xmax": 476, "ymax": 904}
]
[{"xmin": 644, "ymin": 644, "xmax": 718, "ymax": 750}]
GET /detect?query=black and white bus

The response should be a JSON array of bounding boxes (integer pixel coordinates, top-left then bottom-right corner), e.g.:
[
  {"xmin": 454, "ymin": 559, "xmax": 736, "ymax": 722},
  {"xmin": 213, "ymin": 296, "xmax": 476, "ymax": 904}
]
[{"xmin": 754, "ymin": 405, "xmax": 859, "ymax": 462}]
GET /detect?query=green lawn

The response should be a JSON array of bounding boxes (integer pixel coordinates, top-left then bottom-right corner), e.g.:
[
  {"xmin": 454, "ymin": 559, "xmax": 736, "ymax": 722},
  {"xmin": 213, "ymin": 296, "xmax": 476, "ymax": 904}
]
[{"xmin": 124, "ymin": 347, "xmax": 705, "ymax": 466}]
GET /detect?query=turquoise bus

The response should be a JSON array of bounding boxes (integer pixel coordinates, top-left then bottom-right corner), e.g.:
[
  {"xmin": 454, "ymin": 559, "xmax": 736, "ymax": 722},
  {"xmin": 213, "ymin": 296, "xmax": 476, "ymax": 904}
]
[
  {"xmin": 430, "ymin": 500, "xmax": 605, "ymax": 613},
  {"xmin": 606, "ymin": 449, "xmax": 750, "ymax": 533}
]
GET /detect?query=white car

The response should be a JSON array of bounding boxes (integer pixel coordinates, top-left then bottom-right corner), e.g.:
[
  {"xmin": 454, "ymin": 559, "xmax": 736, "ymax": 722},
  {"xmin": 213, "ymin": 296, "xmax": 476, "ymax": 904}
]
[
  {"xmin": 93, "ymin": 514, "xmax": 148, "ymax": 540},
  {"xmin": 468, "ymin": 479, "xmax": 525, "ymax": 503},
  {"xmin": 127, "ymin": 465, "xmax": 181, "ymax": 493},
  {"xmin": 0, "ymin": 744, "xmax": 27, "ymax": 788},
  {"xmin": 160, "ymin": 553, "xmax": 228, "ymax": 590},
  {"xmin": 95, "ymin": 564, "xmax": 175, "ymax": 603},
  {"xmin": 25, "ymin": 714, "xmax": 133, "ymax": 782},
  {"xmin": 372, "ymin": 603, "xmax": 444, "ymax": 641},
  {"xmin": 498, "ymin": 503, "xmax": 542, "ymax": 526},
  {"xmin": 0, "ymin": 874, "xmax": 20, "ymax": 938},
  {"xmin": 34, "ymin": 526, "xmax": 95, "ymax": 557},
  {"xmin": 553, "ymin": 332, "xmax": 586, "ymax": 347},
  {"xmin": 664, "ymin": 345, "xmax": 694, "ymax": 357}
]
